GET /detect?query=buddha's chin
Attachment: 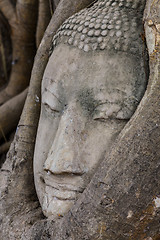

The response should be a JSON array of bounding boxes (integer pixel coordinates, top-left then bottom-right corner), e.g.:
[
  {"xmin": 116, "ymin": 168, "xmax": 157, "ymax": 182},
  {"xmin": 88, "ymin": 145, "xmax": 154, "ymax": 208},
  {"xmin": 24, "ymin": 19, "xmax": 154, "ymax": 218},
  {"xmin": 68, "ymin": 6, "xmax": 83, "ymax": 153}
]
[{"xmin": 42, "ymin": 194, "xmax": 75, "ymax": 219}]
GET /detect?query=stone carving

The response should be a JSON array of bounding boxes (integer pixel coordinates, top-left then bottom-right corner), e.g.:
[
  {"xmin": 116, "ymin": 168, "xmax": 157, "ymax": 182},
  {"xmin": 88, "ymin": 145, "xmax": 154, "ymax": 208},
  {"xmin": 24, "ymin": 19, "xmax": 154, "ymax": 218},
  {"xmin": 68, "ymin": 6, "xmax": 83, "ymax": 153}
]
[
  {"xmin": 52, "ymin": 0, "xmax": 145, "ymax": 53},
  {"xmin": 34, "ymin": 0, "xmax": 148, "ymax": 218}
]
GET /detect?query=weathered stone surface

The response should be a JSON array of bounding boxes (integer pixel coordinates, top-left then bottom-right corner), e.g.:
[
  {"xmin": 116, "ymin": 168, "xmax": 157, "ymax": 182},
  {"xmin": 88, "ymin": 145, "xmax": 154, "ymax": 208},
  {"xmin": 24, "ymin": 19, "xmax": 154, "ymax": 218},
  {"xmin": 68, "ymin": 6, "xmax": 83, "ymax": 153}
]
[
  {"xmin": 51, "ymin": 0, "xmax": 146, "ymax": 54},
  {"xmin": 34, "ymin": 0, "xmax": 148, "ymax": 219}
]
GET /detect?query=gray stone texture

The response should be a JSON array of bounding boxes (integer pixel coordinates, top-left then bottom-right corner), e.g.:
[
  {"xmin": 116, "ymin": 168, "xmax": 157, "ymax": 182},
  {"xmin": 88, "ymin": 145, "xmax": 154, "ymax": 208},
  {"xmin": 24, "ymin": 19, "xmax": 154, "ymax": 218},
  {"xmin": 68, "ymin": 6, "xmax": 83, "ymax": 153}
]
[
  {"xmin": 51, "ymin": 0, "xmax": 146, "ymax": 54},
  {"xmin": 34, "ymin": 0, "xmax": 148, "ymax": 218}
]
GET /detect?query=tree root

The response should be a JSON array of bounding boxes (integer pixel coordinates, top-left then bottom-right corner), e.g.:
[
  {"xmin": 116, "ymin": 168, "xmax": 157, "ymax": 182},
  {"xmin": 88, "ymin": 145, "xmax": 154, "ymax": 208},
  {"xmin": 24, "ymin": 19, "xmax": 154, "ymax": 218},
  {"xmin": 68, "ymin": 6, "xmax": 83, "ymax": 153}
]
[
  {"xmin": 0, "ymin": 140, "xmax": 12, "ymax": 155},
  {"xmin": 0, "ymin": 88, "xmax": 28, "ymax": 141},
  {"xmin": 0, "ymin": 89, "xmax": 11, "ymax": 106},
  {"xmin": 0, "ymin": 0, "xmax": 38, "ymax": 105},
  {"xmin": 36, "ymin": 0, "xmax": 51, "ymax": 48}
]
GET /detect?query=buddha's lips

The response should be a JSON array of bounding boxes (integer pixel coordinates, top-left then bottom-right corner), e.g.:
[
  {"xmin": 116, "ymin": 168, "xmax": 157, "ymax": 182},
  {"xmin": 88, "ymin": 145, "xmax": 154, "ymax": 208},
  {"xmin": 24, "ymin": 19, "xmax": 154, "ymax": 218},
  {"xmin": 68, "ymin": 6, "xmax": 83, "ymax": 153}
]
[
  {"xmin": 45, "ymin": 184, "xmax": 78, "ymax": 200},
  {"xmin": 43, "ymin": 174, "xmax": 85, "ymax": 200}
]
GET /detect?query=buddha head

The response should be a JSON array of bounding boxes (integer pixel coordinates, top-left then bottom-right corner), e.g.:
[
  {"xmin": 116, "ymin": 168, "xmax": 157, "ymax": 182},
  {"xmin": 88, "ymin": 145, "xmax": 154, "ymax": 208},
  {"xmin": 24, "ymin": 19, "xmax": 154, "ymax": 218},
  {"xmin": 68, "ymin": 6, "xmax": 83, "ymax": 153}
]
[{"xmin": 34, "ymin": 0, "xmax": 147, "ymax": 218}]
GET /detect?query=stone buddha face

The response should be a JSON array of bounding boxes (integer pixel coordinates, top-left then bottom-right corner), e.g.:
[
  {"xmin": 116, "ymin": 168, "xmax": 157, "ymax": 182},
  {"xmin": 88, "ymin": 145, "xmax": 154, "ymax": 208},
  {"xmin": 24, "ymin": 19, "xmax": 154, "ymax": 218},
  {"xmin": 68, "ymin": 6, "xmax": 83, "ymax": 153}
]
[{"xmin": 34, "ymin": 43, "xmax": 147, "ymax": 218}]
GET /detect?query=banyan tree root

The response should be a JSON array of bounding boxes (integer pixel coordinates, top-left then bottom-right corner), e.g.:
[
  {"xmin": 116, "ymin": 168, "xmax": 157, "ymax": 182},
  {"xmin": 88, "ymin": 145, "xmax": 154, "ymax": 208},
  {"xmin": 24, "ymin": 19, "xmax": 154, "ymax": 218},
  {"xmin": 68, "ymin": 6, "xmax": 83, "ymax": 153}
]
[
  {"xmin": 0, "ymin": 88, "xmax": 28, "ymax": 141},
  {"xmin": 0, "ymin": 0, "xmax": 38, "ymax": 105},
  {"xmin": 0, "ymin": 140, "xmax": 12, "ymax": 155},
  {"xmin": 36, "ymin": 0, "xmax": 51, "ymax": 48}
]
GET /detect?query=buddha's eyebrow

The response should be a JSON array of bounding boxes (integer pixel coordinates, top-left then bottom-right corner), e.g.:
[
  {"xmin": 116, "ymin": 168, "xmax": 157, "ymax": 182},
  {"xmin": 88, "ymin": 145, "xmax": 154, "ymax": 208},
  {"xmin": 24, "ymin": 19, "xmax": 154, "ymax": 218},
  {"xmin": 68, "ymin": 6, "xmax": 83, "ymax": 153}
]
[
  {"xmin": 95, "ymin": 88, "xmax": 126, "ymax": 101},
  {"xmin": 43, "ymin": 87, "xmax": 62, "ymax": 104}
]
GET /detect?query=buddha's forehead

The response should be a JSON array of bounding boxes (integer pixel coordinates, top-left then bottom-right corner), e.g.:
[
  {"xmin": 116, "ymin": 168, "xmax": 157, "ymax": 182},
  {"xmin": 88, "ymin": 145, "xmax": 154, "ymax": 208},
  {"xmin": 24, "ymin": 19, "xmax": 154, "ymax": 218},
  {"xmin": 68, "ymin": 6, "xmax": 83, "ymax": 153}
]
[{"xmin": 42, "ymin": 45, "xmax": 141, "ymax": 103}]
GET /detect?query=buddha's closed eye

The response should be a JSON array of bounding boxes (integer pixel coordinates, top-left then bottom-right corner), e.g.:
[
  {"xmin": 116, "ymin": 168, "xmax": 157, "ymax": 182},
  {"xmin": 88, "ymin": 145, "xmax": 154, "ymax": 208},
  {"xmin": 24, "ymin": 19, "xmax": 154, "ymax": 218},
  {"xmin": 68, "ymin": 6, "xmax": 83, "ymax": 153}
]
[
  {"xmin": 42, "ymin": 91, "xmax": 62, "ymax": 115},
  {"xmin": 44, "ymin": 102, "xmax": 61, "ymax": 114},
  {"xmin": 93, "ymin": 102, "xmax": 135, "ymax": 121}
]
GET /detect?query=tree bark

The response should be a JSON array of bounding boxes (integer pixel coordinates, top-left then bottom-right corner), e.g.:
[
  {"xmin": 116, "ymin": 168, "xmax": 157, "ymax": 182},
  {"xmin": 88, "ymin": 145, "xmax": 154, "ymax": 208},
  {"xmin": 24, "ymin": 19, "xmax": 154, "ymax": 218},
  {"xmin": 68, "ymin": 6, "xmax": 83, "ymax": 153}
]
[{"xmin": 36, "ymin": 0, "xmax": 51, "ymax": 48}]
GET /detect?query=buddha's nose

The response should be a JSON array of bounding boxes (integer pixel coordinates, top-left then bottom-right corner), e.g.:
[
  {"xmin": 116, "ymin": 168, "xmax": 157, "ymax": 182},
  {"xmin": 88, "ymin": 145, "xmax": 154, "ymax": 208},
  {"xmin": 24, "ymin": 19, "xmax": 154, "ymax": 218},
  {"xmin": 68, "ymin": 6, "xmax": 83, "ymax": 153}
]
[{"xmin": 44, "ymin": 108, "xmax": 85, "ymax": 175}]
